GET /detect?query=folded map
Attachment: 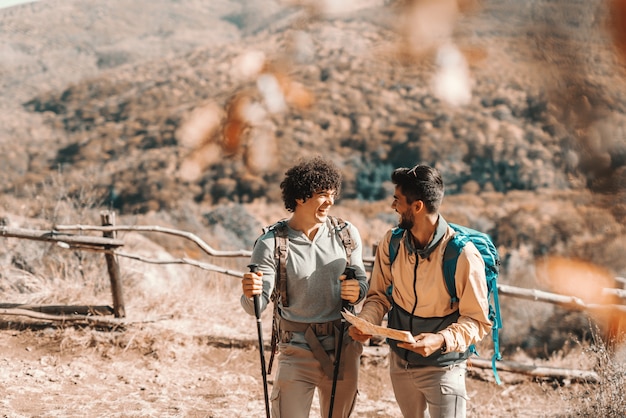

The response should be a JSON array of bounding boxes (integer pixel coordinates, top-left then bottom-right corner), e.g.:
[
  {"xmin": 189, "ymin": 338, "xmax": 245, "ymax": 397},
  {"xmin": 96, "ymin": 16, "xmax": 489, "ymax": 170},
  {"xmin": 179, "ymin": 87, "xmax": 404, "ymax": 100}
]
[{"xmin": 341, "ymin": 309, "xmax": 416, "ymax": 344}]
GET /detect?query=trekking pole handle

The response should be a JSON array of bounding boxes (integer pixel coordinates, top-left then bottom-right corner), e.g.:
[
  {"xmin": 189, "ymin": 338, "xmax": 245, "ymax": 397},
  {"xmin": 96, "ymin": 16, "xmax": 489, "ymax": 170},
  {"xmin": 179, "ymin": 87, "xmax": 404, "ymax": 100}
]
[
  {"xmin": 248, "ymin": 263, "xmax": 262, "ymax": 318},
  {"xmin": 342, "ymin": 266, "xmax": 357, "ymax": 308},
  {"xmin": 248, "ymin": 263, "xmax": 260, "ymax": 274},
  {"xmin": 343, "ymin": 266, "xmax": 357, "ymax": 281}
]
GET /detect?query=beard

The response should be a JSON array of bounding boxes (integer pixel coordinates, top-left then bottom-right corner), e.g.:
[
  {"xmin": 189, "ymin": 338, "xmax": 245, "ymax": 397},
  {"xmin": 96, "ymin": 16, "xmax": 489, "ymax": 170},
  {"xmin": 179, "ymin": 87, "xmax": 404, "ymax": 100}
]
[{"xmin": 398, "ymin": 210, "xmax": 414, "ymax": 230}]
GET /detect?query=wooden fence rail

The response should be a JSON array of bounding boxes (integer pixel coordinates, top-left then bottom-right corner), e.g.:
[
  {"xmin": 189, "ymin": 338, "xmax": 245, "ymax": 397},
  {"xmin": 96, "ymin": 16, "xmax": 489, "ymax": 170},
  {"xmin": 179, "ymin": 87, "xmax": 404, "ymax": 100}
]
[
  {"xmin": 53, "ymin": 222, "xmax": 253, "ymax": 258},
  {"xmin": 0, "ymin": 226, "xmax": 124, "ymax": 249}
]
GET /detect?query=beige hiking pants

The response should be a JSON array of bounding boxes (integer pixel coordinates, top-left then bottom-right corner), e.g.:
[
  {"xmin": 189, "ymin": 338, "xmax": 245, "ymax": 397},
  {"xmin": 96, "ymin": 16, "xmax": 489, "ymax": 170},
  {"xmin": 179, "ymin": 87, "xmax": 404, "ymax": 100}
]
[
  {"xmin": 389, "ymin": 350, "xmax": 468, "ymax": 418},
  {"xmin": 270, "ymin": 338, "xmax": 362, "ymax": 418}
]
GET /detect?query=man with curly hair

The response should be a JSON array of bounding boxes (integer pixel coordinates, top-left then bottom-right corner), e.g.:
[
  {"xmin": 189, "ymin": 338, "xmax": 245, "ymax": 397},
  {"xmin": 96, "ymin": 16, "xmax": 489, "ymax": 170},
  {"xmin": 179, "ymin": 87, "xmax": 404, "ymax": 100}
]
[{"xmin": 241, "ymin": 156, "xmax": 368, "ymax": 417}]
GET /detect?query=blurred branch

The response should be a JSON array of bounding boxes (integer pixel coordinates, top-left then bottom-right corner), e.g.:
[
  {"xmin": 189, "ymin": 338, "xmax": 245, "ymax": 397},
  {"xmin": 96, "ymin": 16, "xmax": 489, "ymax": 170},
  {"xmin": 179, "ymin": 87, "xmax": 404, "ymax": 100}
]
[
  {"xmin": 603, "ymin": 287, "xmax": 626, "ymax": 300},
  {"xmin": 54, "ymin": 224, "xmax": 252, "ymax": 258}
]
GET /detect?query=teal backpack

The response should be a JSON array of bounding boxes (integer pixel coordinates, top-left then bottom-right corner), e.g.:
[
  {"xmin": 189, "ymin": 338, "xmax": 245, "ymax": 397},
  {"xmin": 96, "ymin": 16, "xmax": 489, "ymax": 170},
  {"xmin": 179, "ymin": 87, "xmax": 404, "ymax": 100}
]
[{"xmin": 389, "ymin": 223, "xmax": 503, "ymax": 385}]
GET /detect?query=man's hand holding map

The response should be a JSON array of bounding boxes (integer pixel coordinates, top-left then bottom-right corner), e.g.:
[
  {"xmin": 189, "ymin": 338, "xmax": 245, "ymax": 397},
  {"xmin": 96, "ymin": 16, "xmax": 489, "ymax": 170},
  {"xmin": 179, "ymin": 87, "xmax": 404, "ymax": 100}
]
[{"xmin": 341, "ymin": 309, "xmax": 416, "ymax": 344}]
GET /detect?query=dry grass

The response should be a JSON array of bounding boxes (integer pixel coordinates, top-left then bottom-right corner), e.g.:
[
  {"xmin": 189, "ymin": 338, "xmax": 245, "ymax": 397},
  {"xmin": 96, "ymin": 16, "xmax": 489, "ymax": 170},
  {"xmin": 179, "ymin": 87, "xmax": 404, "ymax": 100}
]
[{"xmin": 560, "ymin": 326, "xmax": 626, "ymax": 418}]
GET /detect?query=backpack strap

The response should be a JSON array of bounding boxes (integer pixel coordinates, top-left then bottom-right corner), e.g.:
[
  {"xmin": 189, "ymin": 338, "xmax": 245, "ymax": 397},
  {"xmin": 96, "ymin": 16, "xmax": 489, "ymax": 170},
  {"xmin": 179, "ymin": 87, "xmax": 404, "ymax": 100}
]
[
  {"xmin": 265, "ymin": 220, "xmax": 290, "ymax": 308},
  {"xmin": 442, "ymin": 234, "xmax": 470, "ymax": 309},
  {"xmin": 386, "ymin": 227, "xmax": 405, "ymax": 298},
  {"xmin": 329, "ymin": 216, "xmax": 354, "ymax": 266},
  {"xmin": 265, "ymin": 219, "xmax": 288, "ymax": 374},
  {"xmin": 388, "ymin": 227, "xmax": 405, "ymax": 265}
]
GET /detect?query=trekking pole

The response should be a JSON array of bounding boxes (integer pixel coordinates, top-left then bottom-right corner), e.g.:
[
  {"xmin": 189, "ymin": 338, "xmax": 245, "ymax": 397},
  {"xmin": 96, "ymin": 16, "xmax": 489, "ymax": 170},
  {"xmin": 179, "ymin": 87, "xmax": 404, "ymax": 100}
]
[
  {"xmin": 328, "ymin": 266, "xmax": 356, "ymax": 418},
  {"xmin": 248, "ymin": 263, "xmax": 271, "ymax": 418}
]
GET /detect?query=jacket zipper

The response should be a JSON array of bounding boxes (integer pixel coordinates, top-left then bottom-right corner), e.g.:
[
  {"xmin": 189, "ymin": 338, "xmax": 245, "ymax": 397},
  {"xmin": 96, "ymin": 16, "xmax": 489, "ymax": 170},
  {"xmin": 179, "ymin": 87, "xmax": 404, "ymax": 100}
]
[{"xmin": 404, "ymin": 254, "xmax": 419, "ymax": 362}]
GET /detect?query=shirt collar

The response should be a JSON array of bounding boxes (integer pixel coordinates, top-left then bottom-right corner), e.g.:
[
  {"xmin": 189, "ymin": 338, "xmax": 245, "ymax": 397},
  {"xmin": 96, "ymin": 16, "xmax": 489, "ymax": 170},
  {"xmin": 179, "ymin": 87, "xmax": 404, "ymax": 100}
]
[{"xmin": 403, "ymin": 215, "xmax": 448, "ymax": 259}]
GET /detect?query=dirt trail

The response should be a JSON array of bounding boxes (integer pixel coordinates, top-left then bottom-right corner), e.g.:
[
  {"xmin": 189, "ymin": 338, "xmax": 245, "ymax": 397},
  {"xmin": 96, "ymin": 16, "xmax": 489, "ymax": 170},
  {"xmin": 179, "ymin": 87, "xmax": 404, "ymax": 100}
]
[{"xmin": 0, "ymin": 318, "xmax": 579, "ymax": 418}]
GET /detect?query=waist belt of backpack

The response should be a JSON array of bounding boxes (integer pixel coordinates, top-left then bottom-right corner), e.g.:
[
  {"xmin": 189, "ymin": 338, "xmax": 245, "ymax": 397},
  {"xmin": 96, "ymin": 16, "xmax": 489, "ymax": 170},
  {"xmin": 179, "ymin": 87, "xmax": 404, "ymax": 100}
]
[{"xmin": 280, "ymin": 318, "xmax": 342, "ymax": 379}]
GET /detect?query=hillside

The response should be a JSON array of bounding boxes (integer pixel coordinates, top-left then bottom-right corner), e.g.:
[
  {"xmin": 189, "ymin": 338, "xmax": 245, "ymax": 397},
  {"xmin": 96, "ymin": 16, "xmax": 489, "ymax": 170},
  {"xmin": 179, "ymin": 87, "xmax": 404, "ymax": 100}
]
[
  {"xmin": 1, "ymin": 1, "xmax": 626, "ymax": 416},
  {"xmin": 2, "ymin": 0, "xmax": 626, "ymax": 206}
]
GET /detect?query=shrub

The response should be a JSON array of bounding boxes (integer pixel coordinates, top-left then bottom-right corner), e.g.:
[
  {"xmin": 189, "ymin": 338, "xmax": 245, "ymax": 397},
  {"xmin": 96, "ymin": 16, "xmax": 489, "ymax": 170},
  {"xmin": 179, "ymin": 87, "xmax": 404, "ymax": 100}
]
[{"xmin": 565, "ymin": 326, "xmax": 626, "ymax": 418}]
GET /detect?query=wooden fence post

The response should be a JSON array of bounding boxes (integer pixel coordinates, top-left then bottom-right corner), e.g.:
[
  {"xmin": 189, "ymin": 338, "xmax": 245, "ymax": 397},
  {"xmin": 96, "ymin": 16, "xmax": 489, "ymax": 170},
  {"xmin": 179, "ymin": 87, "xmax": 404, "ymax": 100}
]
[{"xmin": 101, "ymin": 210, "xmax": 126, "ymax": 318}]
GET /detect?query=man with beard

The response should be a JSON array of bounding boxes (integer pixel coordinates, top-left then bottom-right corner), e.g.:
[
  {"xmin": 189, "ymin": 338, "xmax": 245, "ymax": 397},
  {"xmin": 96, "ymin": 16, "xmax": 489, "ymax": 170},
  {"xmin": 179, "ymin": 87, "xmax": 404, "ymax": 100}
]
[
  {"xmin": 241, "ymin": 156, "xmax": 368, "ymax": 418},
  {"xmin": 349, "ymin": 164, "xmax": 491, "ymax": 418}
]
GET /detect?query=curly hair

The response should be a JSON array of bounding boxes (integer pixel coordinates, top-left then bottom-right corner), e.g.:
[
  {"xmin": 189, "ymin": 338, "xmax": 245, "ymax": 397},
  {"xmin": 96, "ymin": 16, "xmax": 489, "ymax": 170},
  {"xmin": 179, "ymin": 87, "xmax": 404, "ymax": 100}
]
[
  {"xmin": 391, "ymin": 164, "xmax": 444, "ymax": 213},
  {"xmin": 280, "ymin": 156, "xmax": 342, "ymax": 212}
]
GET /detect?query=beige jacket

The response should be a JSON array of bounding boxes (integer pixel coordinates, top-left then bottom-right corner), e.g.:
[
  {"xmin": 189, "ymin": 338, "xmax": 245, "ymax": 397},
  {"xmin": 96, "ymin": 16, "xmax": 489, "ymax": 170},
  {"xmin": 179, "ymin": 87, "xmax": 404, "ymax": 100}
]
[{"xmin": 359, "ymin": 218, "xmax": 492, "ymax": 354}]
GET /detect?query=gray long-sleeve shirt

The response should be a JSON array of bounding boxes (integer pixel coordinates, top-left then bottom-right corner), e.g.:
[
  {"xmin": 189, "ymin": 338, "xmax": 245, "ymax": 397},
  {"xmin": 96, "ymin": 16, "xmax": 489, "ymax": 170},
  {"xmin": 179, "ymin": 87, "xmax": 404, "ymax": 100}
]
[{"xmin": 240, "ymin": 217, "xmax": 368, "ymax": 350}]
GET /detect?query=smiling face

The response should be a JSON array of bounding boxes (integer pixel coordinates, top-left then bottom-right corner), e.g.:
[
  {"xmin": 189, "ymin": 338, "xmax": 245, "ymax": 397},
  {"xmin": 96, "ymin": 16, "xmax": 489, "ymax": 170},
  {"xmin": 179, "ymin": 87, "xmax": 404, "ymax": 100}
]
[
  {"xmin": 297, "ymin": 189, "xmax": 336, "ymax": 224},
  {"xmin": 392, "ymin": 185, "xmax": 415, "ymax": 230}
]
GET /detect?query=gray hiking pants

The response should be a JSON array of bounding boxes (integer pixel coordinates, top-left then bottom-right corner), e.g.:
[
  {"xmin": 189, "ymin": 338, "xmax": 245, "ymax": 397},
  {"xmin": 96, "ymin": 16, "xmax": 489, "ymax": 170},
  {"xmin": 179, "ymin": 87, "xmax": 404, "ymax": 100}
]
[
  {"xmin": 270, "ymin": 338, "xmax": 362, "ymax": 418},
  {"xmin": 389, "ymin": 350, "xmax": 468, "ymax": 418}
]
